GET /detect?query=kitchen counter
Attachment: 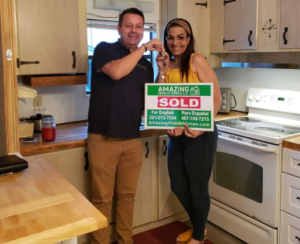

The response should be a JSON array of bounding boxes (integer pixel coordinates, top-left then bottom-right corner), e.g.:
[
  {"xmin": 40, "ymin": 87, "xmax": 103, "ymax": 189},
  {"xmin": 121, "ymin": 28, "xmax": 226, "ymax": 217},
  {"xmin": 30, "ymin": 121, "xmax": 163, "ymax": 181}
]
[
  {"xmin": 283, "ymin": 136, "xmax": 300, "ymax": 152},
  {"xmin": 20, "ymin": 111, "xmax": 247, "ymax": 156},
  {"xmin": 0, "ymin": 156, "xmax": 107, "ymax": 243}
]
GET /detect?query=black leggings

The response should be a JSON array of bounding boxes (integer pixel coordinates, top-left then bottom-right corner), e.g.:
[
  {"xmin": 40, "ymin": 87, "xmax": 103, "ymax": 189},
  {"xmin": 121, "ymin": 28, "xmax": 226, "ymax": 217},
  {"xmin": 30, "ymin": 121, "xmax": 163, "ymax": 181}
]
[{"xmin": 168, "ymin": 125, "xmax": 218, "ymax": 241}]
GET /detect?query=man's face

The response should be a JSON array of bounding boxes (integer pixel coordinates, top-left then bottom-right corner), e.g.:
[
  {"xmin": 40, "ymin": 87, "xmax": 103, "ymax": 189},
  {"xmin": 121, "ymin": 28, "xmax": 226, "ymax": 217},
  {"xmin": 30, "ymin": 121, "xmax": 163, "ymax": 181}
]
[{"xmin": 117, "ymin": 13, "xmax": 144, "ymax": 48}]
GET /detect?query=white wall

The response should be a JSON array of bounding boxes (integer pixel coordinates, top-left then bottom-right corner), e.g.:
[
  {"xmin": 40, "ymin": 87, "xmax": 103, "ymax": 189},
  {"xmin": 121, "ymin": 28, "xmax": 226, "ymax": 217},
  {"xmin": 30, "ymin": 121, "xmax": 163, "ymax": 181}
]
[
  {"xmin": 215, "ymin": 68, "xmax": 300, "ymax": 112},
  {"xmin": 18, "ymin": 0, "xmax": 160, "ymax": 124},
  {"xmin": 18, "ymin": 78, "xmax": 89, "ymax": 124}
]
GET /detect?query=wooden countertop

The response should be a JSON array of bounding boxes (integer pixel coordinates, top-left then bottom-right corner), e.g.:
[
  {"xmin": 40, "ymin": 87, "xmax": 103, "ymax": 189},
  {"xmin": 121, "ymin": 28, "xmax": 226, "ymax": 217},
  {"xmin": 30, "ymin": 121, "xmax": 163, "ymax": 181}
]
[
  {"xmin": 20, "ymin": 111, "xmax": 247, "ymax": 156},
  {"xmin": 0, "ymin": 156, "xmax": 107, "ymax": 243},
  {"xmin": 283, "ymin": 136, "xmax": 300, "ymax": 152}
]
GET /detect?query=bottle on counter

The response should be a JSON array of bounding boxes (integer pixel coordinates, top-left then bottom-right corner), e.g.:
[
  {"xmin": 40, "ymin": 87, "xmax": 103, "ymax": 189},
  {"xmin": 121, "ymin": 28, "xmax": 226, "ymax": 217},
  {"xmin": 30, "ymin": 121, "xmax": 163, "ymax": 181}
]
[{"xmin": 42, "ymin": 115, "xmax": 56, "ymax": 142}]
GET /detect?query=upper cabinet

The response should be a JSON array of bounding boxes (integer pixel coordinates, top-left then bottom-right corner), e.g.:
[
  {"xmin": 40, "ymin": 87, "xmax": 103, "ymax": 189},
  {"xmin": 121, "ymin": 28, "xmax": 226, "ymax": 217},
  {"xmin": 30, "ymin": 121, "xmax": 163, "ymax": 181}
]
[
  {"xmin": 178, "ymin": 0, "xmax": 210, "ymax": 58},
  {"xmin": 223, "ymin": 0, "xmax": 257, "ymax": 50},
  {"xmin": 280, "ymin": 0, "xmax": 300, "ymax": 49},
  {"xmin": 177, "ymin": 0, "xmax": 222, "ymax": 67},
  {"xmin": 15, "ymin": 0, "xmax": 88, "ymax": 75},
  {"xmin": 211, "ymin": 0, "xmax": 300, "ymax": 53}
]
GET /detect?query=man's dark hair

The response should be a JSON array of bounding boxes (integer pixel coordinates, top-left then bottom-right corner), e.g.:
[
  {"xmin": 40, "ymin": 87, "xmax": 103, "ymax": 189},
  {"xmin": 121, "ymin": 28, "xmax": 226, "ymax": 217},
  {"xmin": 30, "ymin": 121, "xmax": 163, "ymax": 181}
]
[{"xmin": 119, "ymin": 8, "xmax": 145, "ymax": 26}]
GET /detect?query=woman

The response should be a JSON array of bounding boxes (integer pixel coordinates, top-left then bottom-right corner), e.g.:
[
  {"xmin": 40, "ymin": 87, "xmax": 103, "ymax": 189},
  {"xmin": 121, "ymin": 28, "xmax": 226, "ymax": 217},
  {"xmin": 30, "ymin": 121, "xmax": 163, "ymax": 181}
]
[{"xmin": 156, "ymin": 18, "xmax": 221, "ymax": 244}]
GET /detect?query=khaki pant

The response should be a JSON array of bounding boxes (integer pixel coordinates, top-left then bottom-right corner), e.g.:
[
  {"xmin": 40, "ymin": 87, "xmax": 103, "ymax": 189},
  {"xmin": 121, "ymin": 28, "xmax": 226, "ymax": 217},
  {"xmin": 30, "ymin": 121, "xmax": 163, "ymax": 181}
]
[{"xmin": 87, "ymin": 134, "xmax": 143, "ymax": 244}]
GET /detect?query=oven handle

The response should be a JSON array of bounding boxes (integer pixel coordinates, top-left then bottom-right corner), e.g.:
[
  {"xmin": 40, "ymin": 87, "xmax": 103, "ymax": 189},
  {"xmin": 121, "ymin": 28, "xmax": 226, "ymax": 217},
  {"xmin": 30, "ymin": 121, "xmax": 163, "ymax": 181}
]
[{"xmin": 219, "ymin": 135, "xmax": 278, "ymax": 154}]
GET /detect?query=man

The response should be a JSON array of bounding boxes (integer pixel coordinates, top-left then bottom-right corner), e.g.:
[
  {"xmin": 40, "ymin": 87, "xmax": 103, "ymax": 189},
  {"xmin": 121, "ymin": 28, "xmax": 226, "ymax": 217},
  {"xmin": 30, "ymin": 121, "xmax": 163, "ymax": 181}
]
[{"xmin": 87, "ymin": 8, "xmax": 164, "ymax": 244}]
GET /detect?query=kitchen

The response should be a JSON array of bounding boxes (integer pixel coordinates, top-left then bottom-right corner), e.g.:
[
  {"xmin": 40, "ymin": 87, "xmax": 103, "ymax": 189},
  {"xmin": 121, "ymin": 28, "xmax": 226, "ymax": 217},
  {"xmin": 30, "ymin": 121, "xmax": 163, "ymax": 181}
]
[{"xmin": 1, "ymin": 0, "xmax": 300, "ymax": 244}]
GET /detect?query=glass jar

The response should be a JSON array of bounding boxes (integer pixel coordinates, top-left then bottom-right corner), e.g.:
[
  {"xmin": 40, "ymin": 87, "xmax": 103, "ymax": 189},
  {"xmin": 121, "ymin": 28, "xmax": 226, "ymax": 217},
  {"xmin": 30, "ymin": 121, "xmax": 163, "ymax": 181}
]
[{"xmin": 42, "ymin": 115, "xmax": 56, "ymax": 142}]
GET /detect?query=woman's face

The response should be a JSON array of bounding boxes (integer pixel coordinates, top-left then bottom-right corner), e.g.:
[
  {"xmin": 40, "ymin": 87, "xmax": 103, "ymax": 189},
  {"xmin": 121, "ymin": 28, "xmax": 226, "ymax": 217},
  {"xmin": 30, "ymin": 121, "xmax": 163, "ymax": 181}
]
[{"xmin": 166, "ymin": 26, "xmax": 190, "ymax": 57}]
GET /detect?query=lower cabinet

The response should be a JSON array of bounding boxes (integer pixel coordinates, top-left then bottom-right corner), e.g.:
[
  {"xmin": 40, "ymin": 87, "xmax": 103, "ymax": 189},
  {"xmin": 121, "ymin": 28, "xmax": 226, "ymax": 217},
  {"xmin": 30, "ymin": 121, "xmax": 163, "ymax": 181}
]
[
  {"xmin": 158, "ymin": 135, "xmax": 185, "ymax": 219},
  {"xmin": 280, "ymin": 148, "xmax": 300, "ymax": 244},
  {"xmin": 133, "ymin": 136, "xmax": 159, "ymax": 226},
  {"xmin": 26, "ymin": 134, "xmax": 186, "ymax": 243}
]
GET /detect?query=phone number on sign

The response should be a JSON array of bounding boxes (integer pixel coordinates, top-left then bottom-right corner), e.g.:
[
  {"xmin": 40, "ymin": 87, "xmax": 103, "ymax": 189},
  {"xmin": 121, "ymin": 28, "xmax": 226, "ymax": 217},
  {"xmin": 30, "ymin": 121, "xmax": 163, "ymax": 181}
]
[
  {"xmin": 181, "ymin": 116, "xmax": 210, "ymax": 121},
  {"xmin": 149, "ymin": 115, "xmax": 177, "ymax": 120}
]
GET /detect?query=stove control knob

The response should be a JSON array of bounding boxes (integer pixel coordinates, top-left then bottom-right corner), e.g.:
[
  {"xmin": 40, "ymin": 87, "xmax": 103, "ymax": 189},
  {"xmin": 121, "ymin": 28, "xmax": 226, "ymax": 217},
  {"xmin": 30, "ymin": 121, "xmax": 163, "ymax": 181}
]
[
  {"xmin": 248, "ymin": 94, "xmax": 254, "ymax": 101},
  {"xmin": 255, "ymin": 95, "xmax": 262, "ymax": 102}
]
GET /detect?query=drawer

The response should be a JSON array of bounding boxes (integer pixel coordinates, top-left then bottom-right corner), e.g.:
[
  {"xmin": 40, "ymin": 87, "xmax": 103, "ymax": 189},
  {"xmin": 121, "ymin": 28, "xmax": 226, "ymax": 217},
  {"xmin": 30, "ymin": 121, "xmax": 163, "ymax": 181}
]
[
  {"xmin": 282, "ymin": 173, "xmax": 300, "ymax": 218},
  {"xmin": 283, "ymin": 148, "xmax": 300, "ymax": 178},
  {"xmin": 280, "ymin": 211, "xmax": 300, "ymax": 244}
]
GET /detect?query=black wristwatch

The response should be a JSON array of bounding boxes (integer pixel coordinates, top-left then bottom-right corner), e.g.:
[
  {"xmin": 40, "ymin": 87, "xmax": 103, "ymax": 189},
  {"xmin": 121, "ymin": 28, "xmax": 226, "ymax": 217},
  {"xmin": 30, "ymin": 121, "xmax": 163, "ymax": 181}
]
[{"xmin": 143, "ymin": 44, "xmax": 148, "ymax": 52}]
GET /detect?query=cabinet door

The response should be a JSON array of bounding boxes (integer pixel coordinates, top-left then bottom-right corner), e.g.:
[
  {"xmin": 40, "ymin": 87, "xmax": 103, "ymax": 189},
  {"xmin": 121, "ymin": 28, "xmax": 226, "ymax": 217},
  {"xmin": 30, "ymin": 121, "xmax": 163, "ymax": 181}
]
[
  {"xmin": 178, "ymin": 0, "xmax": 210, "ymax": 58},
  {"xmin": 16, "ymin": 0, "xmax": 88, "ymax": 75},
  {"xmin": 280, "ymin": 211, "xmax": 300, "ymax": 244},
  {"xmin": 224, "ymin": 0, "xmax": 257, "ymax": 50},
  {"xmin": 280, "ymin": 0, "xmax": 300, "ymax": 49},
  {"xmin": 158, "ymin": 135, "xmax": 185, "ymax": 219},
  {"xmin": 133, "ymin": 136, "xmax": 158, "ymax": 227}
]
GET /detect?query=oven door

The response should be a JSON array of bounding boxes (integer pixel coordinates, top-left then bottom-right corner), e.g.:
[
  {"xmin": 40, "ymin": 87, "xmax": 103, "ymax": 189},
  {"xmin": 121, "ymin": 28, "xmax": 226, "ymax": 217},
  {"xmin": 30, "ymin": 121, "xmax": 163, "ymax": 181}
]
[{"xmin": 209, "ymin": 131, "xmax": 281, "ymax": 228}]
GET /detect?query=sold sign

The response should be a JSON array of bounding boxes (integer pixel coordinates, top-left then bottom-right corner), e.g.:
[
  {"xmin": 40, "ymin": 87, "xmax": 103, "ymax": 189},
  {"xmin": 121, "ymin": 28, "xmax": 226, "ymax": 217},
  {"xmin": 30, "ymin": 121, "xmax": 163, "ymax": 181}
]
[
  {"xmin": 145, "ymin": 84, "xmax": 213, "ymax": 131},
  {"xmin": 158, "ymin": 97, "xmax": 201, "ymax": 109}
]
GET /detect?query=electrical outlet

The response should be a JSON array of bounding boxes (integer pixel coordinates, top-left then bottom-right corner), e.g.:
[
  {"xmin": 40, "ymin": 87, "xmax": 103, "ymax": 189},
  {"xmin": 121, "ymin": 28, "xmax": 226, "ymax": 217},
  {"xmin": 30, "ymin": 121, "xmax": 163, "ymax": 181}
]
[{"xmin": 33, "ymin": 95, "xmax": 43, "ymax": 107}]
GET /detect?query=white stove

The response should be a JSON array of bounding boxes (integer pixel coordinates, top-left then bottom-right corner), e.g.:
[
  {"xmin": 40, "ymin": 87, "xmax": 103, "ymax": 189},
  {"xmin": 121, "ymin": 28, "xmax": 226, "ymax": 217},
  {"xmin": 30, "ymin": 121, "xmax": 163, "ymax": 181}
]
[
  {"xmin": 208, "ymin": 88, "xmax": 300, "ymax": 244},
  {"xmin": 216, "ymin": 88, "xmax": 300, "ymax": 144}
]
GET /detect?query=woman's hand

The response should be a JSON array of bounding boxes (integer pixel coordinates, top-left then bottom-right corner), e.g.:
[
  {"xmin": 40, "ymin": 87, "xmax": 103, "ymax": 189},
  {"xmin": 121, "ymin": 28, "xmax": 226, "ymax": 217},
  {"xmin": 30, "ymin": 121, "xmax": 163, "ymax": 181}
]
[
  {"xmin": 167, "ymin": 127, "xmax": 184, "ymax": 137},
  {"xmin": 184, "ymin": 124, "xmax": 205, "ymax": 138},
  {"xmin": 156, "ymin": 51, "xmax": 170, "ymax": 73}
]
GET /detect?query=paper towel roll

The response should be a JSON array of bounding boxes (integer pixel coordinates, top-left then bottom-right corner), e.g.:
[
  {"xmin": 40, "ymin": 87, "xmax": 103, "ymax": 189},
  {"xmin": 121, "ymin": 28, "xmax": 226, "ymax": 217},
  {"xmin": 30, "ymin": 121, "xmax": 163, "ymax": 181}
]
[{"xmin": 18, "ymin": 87, "xmax": 37, "ymax": 98}]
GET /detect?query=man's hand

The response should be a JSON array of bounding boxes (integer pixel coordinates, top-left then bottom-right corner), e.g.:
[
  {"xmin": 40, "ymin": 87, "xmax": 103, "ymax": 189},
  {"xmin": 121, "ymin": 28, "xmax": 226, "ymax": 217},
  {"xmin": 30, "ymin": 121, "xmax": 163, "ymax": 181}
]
[
  {"xmin": 145, "ymin": 38, "xmax": 165, "ymax": 52},
  {"xmin": 184, "ymin": 124, "xmax": 205, "ymax": 138},
  {"xmin": 167, "ymin": 127, "xmax": 184, "ymax": 137}
]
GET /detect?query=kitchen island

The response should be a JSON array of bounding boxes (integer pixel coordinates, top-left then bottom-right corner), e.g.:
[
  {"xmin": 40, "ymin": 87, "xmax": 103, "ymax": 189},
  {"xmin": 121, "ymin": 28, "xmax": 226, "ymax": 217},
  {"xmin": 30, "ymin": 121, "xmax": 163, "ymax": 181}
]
[{"xmin": 0, "ymin": 156, "xmax": 107, "ymax": 243}]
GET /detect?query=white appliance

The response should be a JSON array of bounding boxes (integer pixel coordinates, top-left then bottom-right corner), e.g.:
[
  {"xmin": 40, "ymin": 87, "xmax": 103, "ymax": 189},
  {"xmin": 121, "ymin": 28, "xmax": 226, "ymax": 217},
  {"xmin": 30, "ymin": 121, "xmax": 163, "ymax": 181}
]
[{"xmin": 208, "ymin": 88, "xmax": 300, "ymax": 244}]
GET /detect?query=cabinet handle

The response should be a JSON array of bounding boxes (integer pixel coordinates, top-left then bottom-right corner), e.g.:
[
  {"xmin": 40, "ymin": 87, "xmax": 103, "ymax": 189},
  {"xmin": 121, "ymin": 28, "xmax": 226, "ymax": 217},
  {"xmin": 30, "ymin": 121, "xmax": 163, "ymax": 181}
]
[
  {"xmin": 224, "ymin": 0, "xmax": 236, "ymax": 5},
  {"xmin": 163, "ymin": 140, "xmax": 168, "ymax": 156},
  {"xmin": 248, "ymin": 30, "xmax": 253, "ymax": 46},
  {"xmin": 298, "ymin": 163, "xmax": 300, "ymax": 166},
  {"xmin": 296, "ymin": 236, "xmax": 300, "ymax": 241},
  {"xmin": 297, "ymin": 197, "xmax": 300, "ymax": 200},
  {"xmin": 223, "ymin": 38, "xmax": 235, "ymax": 45},
  {"xmin": 84, "ymin": 152, "xmax": 89, "ymax": 171},
  {"xmin": 72, "ymin": 51, "xmax": 76, "ymax": 69},
  {"xmin": 283, "ymin": 27, "xmax": 288, "ymax": 45},
  {"xmin": 196, "ymin": 1, "xmax": 207, "ymax": 8},
  {"xmin": 17, "ymin": 58, "xmax": 40, "ymax": 68},
  {"xmin": 145, "ymin": 142, "xmax": 149, "ymax": 158}
]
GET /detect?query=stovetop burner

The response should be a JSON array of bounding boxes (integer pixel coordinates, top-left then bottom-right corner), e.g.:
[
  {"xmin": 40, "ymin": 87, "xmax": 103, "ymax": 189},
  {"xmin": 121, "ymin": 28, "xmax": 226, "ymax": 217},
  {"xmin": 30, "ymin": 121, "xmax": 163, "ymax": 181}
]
[
  {"xmin": 254, "ymin": 127, "xmax": 285, "ymax": 133},
  {"xmin": 215, "ymin": 116, "xmax": 300, "ymax": 139},
  {"xmin": 238, "ymin": 117, "xmax": 262, "ymax": 123},
  {"xmin": 219, "ymin": 121, "xmax": 242, "ymax": 126}
]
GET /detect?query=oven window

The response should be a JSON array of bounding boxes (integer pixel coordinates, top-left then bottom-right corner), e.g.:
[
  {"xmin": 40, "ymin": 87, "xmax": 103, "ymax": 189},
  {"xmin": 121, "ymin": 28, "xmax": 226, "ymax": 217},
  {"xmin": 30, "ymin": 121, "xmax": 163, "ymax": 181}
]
[{"xmin": 213, "ymin": 152, "xmax": 263, "ymax": 203}]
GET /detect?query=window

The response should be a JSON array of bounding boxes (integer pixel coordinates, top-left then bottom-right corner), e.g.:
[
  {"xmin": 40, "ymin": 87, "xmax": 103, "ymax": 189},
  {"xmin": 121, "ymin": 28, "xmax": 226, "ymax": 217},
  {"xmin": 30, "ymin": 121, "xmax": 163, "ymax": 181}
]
[{"xmin": 86, "ymin": 21, "xmax": 156, "ymax": 95}]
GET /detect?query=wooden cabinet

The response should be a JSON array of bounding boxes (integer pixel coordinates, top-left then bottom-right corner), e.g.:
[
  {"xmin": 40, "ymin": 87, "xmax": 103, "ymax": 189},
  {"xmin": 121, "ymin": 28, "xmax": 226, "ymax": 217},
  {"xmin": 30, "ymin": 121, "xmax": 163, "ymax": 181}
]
[
  {"xmin": 168, "ymin": 0, "xmax": 222, "ymax": 67},
  {"xmin": 177, "ymin": 0, "xmax": 210, "ymax": 58},
  {"xmin": 158, "ymin": 135, "xmax": 185, "ymax": 219},
  {"xmin": 15, "ymin": 0, "xmax": 88, "ymax": 75},
  {"xmin": 279, "ymin": 0, "xmax": 300, "ymax": 49},
  {"xmin": 223, "ymin": 0, "xmax": 257, "ymax": 50},
  {"xmin": 133, "ymin": 136, "xmax": 159, "ymax": 227},
  {"xmin": 211, "ymin": 0, "xmax": 300, "ymax": 53},
  {"xmin": 280, "ymin": 211, "xmax": 300, "ymax": 244}
]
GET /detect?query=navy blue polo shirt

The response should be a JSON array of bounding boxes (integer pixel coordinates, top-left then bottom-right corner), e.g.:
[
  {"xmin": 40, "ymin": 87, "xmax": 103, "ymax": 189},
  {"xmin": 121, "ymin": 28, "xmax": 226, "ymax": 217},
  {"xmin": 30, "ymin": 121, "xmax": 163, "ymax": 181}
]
[{"xmin": 88, "ymin": 39, "xmax": 154, "ymax": 138}]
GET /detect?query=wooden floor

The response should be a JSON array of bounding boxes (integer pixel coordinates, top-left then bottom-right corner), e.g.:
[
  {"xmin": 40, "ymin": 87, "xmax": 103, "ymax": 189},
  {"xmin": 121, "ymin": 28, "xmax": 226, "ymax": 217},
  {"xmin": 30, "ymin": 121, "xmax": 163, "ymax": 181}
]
[{"xmin": 184, "ymin": 220, "xmax": 246, "ymax": 244}]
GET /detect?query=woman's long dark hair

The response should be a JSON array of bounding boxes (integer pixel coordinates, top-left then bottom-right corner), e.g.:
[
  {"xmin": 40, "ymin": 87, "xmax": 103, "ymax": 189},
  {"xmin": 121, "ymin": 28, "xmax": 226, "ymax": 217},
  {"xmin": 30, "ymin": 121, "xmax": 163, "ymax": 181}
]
[{"xmin": 164, "ymin": 18, "xmax": 195, "ymax": 82}]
